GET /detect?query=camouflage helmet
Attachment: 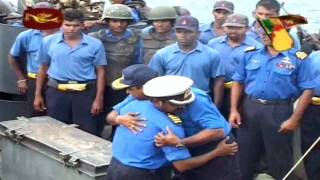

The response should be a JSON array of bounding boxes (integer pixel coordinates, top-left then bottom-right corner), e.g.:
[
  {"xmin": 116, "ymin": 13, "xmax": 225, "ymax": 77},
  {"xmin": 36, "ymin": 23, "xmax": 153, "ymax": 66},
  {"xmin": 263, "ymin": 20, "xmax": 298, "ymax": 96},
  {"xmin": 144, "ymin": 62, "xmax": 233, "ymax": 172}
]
[
  {"xmin": 33, "ymin": 2, "xmax": 55, "ymax": 8},
  {"xmin": 103, "ymin": 4, "xmax": 133, "ymax": 20},
  {"xmin": 59, "ymin": 0, "xmax": 79, "ymax": 8},
  {"xmin": 125, "ymin": 0, "xmax": 146, "ymax": 7},
  {"xmin": 148, "ymin": 6, "xmax": 177, "ymax": 21}
]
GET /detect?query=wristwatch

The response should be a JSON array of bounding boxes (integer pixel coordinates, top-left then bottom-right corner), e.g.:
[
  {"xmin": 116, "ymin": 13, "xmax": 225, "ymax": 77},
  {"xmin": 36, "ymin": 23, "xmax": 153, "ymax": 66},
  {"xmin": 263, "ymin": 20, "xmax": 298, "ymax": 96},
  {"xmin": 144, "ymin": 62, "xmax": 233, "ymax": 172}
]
[{"xmin": 175, "ymin": 140, "xmax": 185, "ymax": 148}]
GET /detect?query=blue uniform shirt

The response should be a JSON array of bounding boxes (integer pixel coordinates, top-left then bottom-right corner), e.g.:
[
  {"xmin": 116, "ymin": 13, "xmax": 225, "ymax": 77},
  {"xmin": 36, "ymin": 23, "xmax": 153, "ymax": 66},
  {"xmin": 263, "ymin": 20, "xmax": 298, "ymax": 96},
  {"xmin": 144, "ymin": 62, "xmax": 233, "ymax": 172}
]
[
  {"xmin": 37, "ymin": 32, "xmax": 107, "ymax": 81},
  {"xmin": 113, "ymin": 100, "xmax": 191, "ymax": 169},
  {"xmin": 113, "ymin": 88, "xmax": 231, "ymax": 138},
  {"xmin": 246, "ymin": 21, "xmax": 261, "ymax": 41},
  {"xmin": 130, "ymin": 7, "xmax": 141, "ymax": 23},
  {"xmin": 308, "ymin": 51, "xmax": 320, "ymax": 96},
  {"xmin": 113, "ymin": 95, "xmax": 136, "ymax": 113},
  {"xmin": 104, "ymin": 29, "xmax": 143, "ymax": 64},
  {"xmin": 232, "ymin": 46, "xmax": 315, "ymax": 100},
  {"xmin": 113, "ymin": 88, "xmax": 231, "ymax": 137},
  {"xmin": 11, "ymin": 22, "xmax": 24, "ymax": 28},
  {"xmin": 10, "ymin": 29, "xmax": 44, "ymax": 73},
  {"xmin": 208, "ymin": 35, "xmax": 262, "ymax": 82},
  {"xmin": 149, "ymin": 42, "xmax": 225, "ymax": 93},
  {"xmin": 247, "ymin": 21, "xmax": 301, "ymax": 53},
  {"xmin": 180, "ymin": 88, "xmax": 231, "ymax": 137},
  {"xmin": 199, "ymin": 22, "xmax": 218, "ymax": 44}
]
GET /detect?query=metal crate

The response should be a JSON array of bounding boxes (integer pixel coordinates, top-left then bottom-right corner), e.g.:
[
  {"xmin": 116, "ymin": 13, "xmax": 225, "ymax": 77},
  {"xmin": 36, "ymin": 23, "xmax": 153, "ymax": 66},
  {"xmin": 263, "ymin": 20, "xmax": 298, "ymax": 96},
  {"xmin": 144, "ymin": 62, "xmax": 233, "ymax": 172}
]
[{"xmin": 0, "ymin": 116, "xmax": 112, "ymax": 180}]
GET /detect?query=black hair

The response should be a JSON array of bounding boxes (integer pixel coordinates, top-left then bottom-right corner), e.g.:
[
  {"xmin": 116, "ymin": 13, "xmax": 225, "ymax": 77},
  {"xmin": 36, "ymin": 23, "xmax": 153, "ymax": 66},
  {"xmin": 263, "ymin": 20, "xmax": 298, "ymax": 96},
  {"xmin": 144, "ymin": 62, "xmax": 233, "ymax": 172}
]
[
  {"xmin": 63, "ymin": 8, "xmax": 84, "ymax": 23},
  {"xmin": 150, "ymin": 98, "xmax": 169, "ymax": 104},
  {"xmin": 256, "ymin": 0, "xmax": 281, "ymax": 13},
  {"xmin": 132, "ymin": 86, "xmax": 143, "ymax": 89}
]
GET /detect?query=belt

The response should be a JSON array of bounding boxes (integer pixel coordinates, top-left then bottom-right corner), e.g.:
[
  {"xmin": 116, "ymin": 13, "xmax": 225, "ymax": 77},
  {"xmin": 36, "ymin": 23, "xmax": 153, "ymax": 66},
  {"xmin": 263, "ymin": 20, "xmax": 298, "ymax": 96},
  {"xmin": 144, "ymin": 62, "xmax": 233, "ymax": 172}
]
[
  {"xmin": 47, "ymin": 78, "xmax": 95, "ymax": 92},
  {"xmin": 311, "ymin": 96, "xmax": 320, "ymax": 105},
  {"xmin": 247, "ymin": 95, "xmax": 293, "ymax": 105},
  {"xmin": 224, "ymin": 81, "xmax": 234, "ymax": 89},
  {"xmin": 27, "ymin": 72, "xmax": 37, "ymax": 79}
]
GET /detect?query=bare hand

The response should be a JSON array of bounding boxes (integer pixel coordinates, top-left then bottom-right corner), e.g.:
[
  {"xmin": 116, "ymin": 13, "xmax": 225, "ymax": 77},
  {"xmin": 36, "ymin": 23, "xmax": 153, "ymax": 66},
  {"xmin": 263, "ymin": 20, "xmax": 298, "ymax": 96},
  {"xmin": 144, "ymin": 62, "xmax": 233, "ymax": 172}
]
[
  {"xmin": 118, "ymin": 112, "xmax": 147, "ymax": 134},
  {"xmin": 84, "ymin": 20, "xmax": 107, "ymax": 30},
  {"xmin": 34, "ymin": 95, "xmax": 46, "ymax": 112},
  {"xmin": 84, "ymin": 21, "xmax": 97, "ymax": 29},
  {"xmin": 215, "ymin": 137, "xmax": 238, "ymax": 156},
  {"xmin": 229, "ymin": 110, "xmax": 241, "ymax": 128},
  {"xmin": 278, "ymin": 117, "xmax": 300, "ymax": 133},
  {"xmin": 91, "ymin": 98, "xmax": 103, "ymax": 116},
  {"xmin": 154, "ymin": 127, "xmax": 180, "ymax": 147},
  {"xmin": 17, "ymin": 80, "xmax": 28, "ymax": 94}
]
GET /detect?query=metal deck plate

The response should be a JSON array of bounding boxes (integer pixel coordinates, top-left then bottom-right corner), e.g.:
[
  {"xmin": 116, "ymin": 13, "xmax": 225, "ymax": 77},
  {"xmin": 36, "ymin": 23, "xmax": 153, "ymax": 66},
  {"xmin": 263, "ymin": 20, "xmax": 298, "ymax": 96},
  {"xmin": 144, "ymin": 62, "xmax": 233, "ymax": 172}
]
[{"xmin": 0, "ymin": 116, "xmax": 112, "ymax": 176}]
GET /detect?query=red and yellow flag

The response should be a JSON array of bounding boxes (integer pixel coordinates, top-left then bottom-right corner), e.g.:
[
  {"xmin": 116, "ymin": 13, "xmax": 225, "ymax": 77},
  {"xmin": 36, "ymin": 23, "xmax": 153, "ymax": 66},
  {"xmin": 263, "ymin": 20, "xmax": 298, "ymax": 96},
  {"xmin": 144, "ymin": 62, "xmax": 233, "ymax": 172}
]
[
  {"xmin": 23, "ymin": 8, "xmax": 63, "ymax": 30},
  {"xmin": 278, "ymin": 15, "xmax": 308, "ymax": 29},
  {"xmin": 258, "ymin": 15, "xmax": 308, "ymax": 52}
]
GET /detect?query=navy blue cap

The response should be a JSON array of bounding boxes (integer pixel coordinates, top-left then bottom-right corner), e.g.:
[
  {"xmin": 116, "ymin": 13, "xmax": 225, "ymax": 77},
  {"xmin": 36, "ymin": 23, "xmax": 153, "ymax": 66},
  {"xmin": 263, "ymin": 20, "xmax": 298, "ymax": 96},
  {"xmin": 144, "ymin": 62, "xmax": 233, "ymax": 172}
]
[
  {"xmin": 223, "ymin": 13, "xmax": 249, "ymax": 27},
  {"xmin": 112, "ymin": 64, "xmax": 159, "ymax": 90},
  {"xmin": 213, "ymin": 0, "xmax": 234, "ymax": 13},
  {"xmin": 174, "ymin": 16, "xmax": 199, "ymax": 32}
]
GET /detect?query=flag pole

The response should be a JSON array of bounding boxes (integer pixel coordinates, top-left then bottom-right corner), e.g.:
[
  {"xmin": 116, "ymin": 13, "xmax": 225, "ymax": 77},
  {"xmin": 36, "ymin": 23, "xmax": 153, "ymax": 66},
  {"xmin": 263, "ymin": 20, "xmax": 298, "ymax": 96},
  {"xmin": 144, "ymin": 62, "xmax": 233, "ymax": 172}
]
[
  {"xmin": 256, "ymin": 19, "xmax": 273, "ymax": 41},
  {"xmin": 282, "ymin": 136, "xmax": 320, "ymax": 180}
]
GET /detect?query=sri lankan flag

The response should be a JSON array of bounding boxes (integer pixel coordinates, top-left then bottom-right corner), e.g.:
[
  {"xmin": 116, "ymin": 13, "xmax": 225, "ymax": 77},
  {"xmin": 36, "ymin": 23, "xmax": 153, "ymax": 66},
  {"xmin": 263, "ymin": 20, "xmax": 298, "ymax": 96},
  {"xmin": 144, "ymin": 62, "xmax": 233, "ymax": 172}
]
[
  {"xmin": 23, "ymin": 8, "xmax": 63, "ymax": 30},
  {"xmin": 258, "ymin": 15, "xmax": 308, "ymax": 52}
]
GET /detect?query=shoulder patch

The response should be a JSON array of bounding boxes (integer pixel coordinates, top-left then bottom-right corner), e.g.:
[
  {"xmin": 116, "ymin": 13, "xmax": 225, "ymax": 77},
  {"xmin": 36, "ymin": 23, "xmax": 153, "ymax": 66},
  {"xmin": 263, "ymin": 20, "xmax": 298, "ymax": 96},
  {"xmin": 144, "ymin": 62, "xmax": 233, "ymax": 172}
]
[
  {"xmin": 167, "ymin": 114, "xmax": 182, "ymax": 125},
  {"xmin": 245, "ymin": 46, "xmax": 257, "ymax": 53},
  {"xmin": 295, "ymin": 51, "xmax": 308, "ymax": 60},
  {"xmin": 127, "ymin": 29, "xmax": 139, "ymax": 44}
]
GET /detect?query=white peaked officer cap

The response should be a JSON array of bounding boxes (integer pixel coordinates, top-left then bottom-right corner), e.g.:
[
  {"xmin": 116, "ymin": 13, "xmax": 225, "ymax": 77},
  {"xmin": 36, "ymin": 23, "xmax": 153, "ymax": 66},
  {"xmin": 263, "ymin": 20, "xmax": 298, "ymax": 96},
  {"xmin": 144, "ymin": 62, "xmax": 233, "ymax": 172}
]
[{"xmin": 143, "ymin": 75, "xmax": 196, "ymax": 105}]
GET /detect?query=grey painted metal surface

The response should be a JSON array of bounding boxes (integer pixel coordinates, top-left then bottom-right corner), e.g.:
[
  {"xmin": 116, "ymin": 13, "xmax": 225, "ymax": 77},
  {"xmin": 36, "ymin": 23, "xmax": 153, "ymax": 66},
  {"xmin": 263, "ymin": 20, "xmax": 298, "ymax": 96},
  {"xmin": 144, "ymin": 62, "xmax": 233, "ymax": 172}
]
[
  {"xmin": 0, "ymin": 23, "xmax": 26, "ymax": 94},
  {"xmin": 0, "ymin": 116, "xmax": 112, "ymax": 180},
  {"xmin": 0, "ymin": 23, "xmax": 32, "ymax": 120},
  {"xmin": 0, "ymin": 99, "xmax": 29, "ymax": 121}
]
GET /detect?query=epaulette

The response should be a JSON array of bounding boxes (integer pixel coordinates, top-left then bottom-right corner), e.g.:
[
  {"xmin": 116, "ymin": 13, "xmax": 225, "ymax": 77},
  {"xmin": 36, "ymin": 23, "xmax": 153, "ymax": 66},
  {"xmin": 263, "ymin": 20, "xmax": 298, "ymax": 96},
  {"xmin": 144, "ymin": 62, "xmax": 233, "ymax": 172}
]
[
  {"xmin": 245, "ymin": 46, "xmax": 257, "ymax": 53},
  {"xmin": 295, "ymin": 51, "xmax": 308, "ymax": 60},
  {"xmin": 167, "ymin": 114, "xmax": 182, "ymax": 125}
]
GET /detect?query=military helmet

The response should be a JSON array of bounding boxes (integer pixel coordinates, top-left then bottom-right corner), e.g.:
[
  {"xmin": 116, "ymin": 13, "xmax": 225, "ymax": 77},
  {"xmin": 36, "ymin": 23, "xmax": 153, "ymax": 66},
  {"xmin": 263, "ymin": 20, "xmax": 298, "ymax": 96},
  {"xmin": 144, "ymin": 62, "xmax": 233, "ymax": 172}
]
[
  {"xmin": 59, "ymin": 0, "xmax": 79, "ymax": 8},
  {"xmin": 148, "ymin": 6, "xmax": 177, "ymax": 21},
  {"xmin": 90, "ymin": 0, "xmax": 105, "ymax": 4},
  {"xmin": 125, "ymin": 0, "xmax": 146, "ymax": 7},
  {"xmin": 103, "ymin": 4, "xmax": 133, "ymax": 20},
  {"xmin": 34, "ymin": 2, "xmax": 55, "ymax": 8}
]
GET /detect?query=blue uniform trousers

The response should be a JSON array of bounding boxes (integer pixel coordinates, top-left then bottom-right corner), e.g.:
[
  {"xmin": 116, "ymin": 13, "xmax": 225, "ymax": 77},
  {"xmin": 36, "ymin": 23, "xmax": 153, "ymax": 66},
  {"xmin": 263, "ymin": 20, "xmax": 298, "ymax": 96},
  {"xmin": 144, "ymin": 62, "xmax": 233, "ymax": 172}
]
[
  {"xmin": 180, "ymin": 135, "xmax": 241, "ymax": 180},
  {"xmin": 301, "ymin": 104, "xmax": 320, "ymax": 180},
  {"xmin": 27, "ymin": 78, "xmax": 46, "ymax": 117},
  {"xmin": 45, "ymin": 83, "xmax": 101, "ymax": 136},
  {"xmin": 106, "ymin": 157, "xmax": 172, "ymax": 180},
  {"xmin": 220, "ymin": 87, "xmax": 231, "ymax": 120},
  {"xmin": 238, "ymin": 97, "xmax": 295, "ymax": 180},
  {"xmin": 220, "ymin": 88, "xmax": 239, "ymax": 137}
]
